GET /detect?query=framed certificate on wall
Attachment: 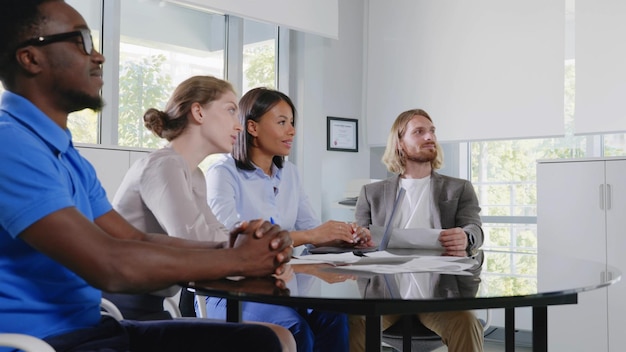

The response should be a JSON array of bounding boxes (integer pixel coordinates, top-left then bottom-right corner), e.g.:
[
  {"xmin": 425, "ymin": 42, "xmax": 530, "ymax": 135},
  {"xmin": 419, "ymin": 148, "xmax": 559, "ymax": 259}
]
[{"xmin": 327, "ymin": 116, "xmax": 358, "ymax": 152}]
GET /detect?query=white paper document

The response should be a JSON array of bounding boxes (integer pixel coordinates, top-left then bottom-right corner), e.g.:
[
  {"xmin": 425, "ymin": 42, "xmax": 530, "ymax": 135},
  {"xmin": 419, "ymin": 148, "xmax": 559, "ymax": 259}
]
[
  {"xmin": 369, "ymin": 225, "xmax": 443, "ymax": 250},
  {"xmin": 291, "ymin": 251, "xmax": 476, "ymax": 274},
  {"xmin": 291, "ymin": 251, "xmax": 415, "ymax": 266},
  {"xmin": 333, "ymin": 257, "xmax": 475, "ymax": 275}
]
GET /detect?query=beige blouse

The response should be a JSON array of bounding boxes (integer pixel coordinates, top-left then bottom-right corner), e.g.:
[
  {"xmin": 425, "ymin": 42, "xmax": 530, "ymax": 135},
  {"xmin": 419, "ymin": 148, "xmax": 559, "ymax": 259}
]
[{"xmin": 112, "ymin": 146, "xmax": 229, "ymax": 243}]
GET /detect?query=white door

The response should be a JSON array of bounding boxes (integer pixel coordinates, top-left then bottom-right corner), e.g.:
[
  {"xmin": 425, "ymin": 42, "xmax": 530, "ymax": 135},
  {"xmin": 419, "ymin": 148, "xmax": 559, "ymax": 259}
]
[{"xmin": 537, "ymin": 160, "xmax": 608, "ymax": 351}]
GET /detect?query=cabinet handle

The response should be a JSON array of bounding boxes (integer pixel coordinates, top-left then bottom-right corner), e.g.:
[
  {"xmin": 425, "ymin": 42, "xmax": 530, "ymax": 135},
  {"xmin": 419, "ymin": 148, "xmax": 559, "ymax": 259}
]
[
  {"xmin": 599, "ymin": 184, "xmax": 605, "ymax": 210},
  {"xmin": 608, "ymin": 271, "xmax": 613, "ymax": 281},
  {"xmin": 606, "ymin": 184, "xmax": 612, "ymax": 210}
]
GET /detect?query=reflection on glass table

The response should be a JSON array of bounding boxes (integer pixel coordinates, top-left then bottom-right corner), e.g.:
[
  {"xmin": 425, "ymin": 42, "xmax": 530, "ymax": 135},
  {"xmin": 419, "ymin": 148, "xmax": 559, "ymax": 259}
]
[{"xmin": 188, "ymin": 249, "xmax": 620, "ymax": 352}]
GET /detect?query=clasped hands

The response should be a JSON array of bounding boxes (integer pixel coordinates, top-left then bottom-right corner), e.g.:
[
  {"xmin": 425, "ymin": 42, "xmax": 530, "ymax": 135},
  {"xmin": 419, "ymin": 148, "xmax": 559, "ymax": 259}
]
[{"xmin": 229, "ymin": 219, "xmax": 293, "ymax": 277}]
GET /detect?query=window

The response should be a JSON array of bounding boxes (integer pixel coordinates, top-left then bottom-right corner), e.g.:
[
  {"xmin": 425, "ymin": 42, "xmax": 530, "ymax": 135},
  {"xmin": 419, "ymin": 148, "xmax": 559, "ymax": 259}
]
[
  {"xmin": 117, "ymin": 1, "xmax": 226, "ymax": 148},
  {"xmin": 242, "ymin": 19, "xmax": 278, "ymax": 94},
  {"xmin": 66, "ymin": 0, "xmax": 102, "ymax": 144},
  {"xmin": 604, "ymin": 133, "xmax": 626, "ymax": 156},
  {"xmin": 45, "ymin": 2, "xmax": 278, "ymax": 149},
  {"xmin": 468, "ymin": 57, "xmax": 626, "ymax": 296}
]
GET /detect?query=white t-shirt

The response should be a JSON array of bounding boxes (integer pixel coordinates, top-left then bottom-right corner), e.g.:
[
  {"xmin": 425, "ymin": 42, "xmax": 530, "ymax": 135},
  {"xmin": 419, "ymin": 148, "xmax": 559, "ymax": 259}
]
[{"xmin": 396, "ymin": 176, "xmax": 433, "ymax": 229}]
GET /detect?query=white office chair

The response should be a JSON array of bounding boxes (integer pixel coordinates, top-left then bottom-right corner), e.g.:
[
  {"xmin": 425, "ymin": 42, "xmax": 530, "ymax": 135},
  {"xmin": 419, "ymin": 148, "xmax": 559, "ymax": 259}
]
[
  {"xmin": 0, "ymin": 298, "xmax": 128, "ymax": 352},
  {"xmin": 163, "ymin": 295, "xmax": 182, "ymax": 318},
  {"xmin": 100, "ymin": 296, "xmax": 125, "ymax": 320},
  {"xmin": 195, "ymin": 293, "xmax": 209, "ymax": 318},
  {"xmin": 0, "ymin": 333, "xmax": 56, "ymax": 352}
]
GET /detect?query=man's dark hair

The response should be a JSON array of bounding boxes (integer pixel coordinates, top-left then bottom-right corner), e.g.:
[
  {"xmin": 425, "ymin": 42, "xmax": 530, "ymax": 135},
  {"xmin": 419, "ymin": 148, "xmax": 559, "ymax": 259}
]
[{"xmin": 0, "ymin": 0, "xmax": 51, "ymax": 89}]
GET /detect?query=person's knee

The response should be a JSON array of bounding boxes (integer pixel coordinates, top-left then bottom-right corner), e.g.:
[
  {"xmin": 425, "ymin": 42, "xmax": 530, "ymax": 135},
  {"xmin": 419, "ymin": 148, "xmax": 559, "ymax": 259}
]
[
  {"xmin": 451, "ymin": 311, "xmax": 482, "ymax": 333},
  {"xmin": 418, "ymin": 311, "xmax": 482, "ymax": 338},
  {"xmin": 255, "ymin": 323, "xmax": 297, "ymax": 352}
]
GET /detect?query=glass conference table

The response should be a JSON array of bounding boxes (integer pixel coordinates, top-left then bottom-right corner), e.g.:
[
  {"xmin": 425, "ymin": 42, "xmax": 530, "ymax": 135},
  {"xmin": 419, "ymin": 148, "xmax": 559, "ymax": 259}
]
[{"xmin": 187, "ymin": 249, "xmax": 620, "ymax": 352}]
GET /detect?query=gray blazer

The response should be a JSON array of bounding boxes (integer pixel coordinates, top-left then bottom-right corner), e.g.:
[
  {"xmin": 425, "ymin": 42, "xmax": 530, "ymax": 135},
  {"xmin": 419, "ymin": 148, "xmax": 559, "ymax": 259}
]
[{"xmin": 354, "ymin": 173, "xmax": 484, "ymax": 249}]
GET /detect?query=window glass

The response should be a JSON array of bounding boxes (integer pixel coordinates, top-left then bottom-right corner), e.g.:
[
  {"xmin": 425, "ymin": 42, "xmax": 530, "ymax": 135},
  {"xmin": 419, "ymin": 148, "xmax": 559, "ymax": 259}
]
[
  {"xmin": 118, "ymin": 1, "xmax": 226, "ymax": 148},
  {"xmin": 604, "ymin": 133, "xmax": 626, "ymax": 156},
  {"xmin": 66, "ymin": 0, "xmax": 102, "ymax": 144},
  {"xmin": 200, "ymin": 18, "xmax": 278, "ymax": 172},
  {"xmin": 470, "ymin": 137, "xmax": 586, "ymax": 252},
  {"xmin": 242, "ymin": 19, "xmax": 277, "ymax": 94},
  {"xmin": 471, "ymin": 58, "xmax": 584, "ymax": 251}
]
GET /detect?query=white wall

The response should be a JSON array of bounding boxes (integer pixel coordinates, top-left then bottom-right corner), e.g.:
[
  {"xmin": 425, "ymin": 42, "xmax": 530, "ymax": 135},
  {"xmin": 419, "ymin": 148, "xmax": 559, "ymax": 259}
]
[
  {"xmin": 289, "ymin": 0, "xmax": 371, "ymax": 223},
  {"xmin": 76, "ymin": 144, "xmax": 151, "ymax": 201}
]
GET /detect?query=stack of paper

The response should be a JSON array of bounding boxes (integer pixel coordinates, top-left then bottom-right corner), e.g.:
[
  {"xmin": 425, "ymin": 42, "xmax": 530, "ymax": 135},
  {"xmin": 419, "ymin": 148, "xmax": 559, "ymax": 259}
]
[{"xmin": 291, "ymin": 251, "xmax": 476, "ymax": 274}]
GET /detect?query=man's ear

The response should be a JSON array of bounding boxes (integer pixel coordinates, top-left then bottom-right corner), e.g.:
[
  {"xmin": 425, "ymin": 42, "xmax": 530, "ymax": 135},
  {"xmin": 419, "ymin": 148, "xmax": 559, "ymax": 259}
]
[
  {"xmin": 15, "ymin": 47, "xmax": 43, "ymax": 75},
  {"xmin": 247, "ymin": 119, "xmax": 258, "ymax": 137}
]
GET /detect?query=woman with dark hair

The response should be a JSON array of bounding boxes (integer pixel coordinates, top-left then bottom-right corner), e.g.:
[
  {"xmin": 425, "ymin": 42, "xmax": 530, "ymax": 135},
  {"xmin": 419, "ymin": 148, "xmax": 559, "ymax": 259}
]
[
  {"xmin": 204, "ymin": 87, "xmax": 367, "ymax": 352},
  {"xmin": 207, "ymin": 87, "xmax": 372, "ymax": 251}
]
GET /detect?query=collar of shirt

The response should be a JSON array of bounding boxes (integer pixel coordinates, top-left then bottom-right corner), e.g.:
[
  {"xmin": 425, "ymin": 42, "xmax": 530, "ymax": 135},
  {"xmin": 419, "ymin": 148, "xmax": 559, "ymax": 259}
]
[
  {"xmin": 0, "ymin": 90, "xmax": 72, "ymax": 156},
  {"xmin": 242, "ymin": 161, "xmax": 283, "ymax": 186}
]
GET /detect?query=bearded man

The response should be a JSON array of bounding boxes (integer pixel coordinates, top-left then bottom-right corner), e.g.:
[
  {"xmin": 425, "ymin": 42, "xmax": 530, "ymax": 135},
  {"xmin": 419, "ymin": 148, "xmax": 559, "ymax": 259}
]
[{"xmin": 349, "ymin": 109, "xmax": 485, "ymax": 352}]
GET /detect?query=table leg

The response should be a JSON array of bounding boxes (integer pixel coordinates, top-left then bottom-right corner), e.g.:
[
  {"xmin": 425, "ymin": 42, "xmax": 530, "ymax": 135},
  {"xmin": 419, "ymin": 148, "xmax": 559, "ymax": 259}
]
[
  {"xmin": 365, "ymin": 315, "xmax": 382, "ymax": 352},
  {"xmin": 226, "ymin": 299, "xmax": 242, "ymax": 322},
  {"xmin": 505, "ymin": 308, "xmax": 515, "ymax": 352},
  {"xmin": 532, "ymin": 306, "xmax": 548, "ymax": 352},
  {"xmin": 402, "ymin": 315, "xmax": 412, "ymax": 351}
]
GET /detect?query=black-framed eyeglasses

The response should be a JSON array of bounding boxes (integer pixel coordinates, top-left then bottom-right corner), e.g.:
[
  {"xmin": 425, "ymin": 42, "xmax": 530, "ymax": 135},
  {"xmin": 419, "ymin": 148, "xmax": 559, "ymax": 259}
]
[{"xmin": 15, "ymin": 28, "xmax": 94, "ymax": 55}]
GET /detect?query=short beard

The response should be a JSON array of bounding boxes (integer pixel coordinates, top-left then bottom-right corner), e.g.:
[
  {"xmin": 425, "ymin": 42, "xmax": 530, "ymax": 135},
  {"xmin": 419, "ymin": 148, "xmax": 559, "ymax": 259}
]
[
  {"xmin": 405, "ymin": 150, "xmax": 437, "ymax": 164},
  {"xmin": 63, "ymin": 90, "xmax": 104, "ymax": 113}
]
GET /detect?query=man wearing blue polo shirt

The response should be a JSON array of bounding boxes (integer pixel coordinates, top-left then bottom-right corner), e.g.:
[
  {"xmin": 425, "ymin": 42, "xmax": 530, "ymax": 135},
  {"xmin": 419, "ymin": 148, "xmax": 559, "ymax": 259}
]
[{"xmin": 0, "ymin": 1, "xmax": 294, "ymax": 351}]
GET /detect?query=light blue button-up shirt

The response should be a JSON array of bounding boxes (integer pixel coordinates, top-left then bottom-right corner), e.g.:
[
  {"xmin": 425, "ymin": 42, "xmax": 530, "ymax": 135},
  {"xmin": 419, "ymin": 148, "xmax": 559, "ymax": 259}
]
[{"xmin": 205, "ymin": 154, "xmax": 320, "ymax": 235}]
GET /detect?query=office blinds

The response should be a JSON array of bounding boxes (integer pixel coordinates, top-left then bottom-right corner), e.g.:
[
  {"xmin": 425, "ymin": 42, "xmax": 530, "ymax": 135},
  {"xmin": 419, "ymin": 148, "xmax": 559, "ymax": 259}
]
[
  {"xmin": 575, "ymin": 0, "xmax": 626, "ymax": 135},
  {"xmin": 365, "ymin": 0, "xmax": 565, "ymax": 144},
  {"xmin": 167, "ymin": 0, "xmax": 338, "ymax": 39}
]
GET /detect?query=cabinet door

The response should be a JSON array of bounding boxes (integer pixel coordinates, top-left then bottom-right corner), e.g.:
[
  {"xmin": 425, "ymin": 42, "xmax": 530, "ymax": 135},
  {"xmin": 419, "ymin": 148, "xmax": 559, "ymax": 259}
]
[
  {"xmin": 537, "ymin": 160, "xmax": 606, "ymax": 261},
  {"xmin": 606, "ymin": 159, "xmax": 626, "ymax": 352},
  {"xmin": 537, "ymin": 160, "xmax": 608, "ymax": 351},
  {"xmin": 77, "ymin": 147, "xmax": 131, "ymax": 199}
]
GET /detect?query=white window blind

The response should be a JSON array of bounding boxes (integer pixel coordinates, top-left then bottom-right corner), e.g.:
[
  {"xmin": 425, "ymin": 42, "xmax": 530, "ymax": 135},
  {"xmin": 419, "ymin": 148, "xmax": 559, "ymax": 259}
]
[
  {"xmin": 575, "ymin": 0, "xmax": 626, "ymax": 135},
  {"xmin": 167, "ymin": 0, "xmax": 338, "ymax": 39},
  {"xmin": 366, "ymin": 0, "xmax": 565, "ymax": 144}
]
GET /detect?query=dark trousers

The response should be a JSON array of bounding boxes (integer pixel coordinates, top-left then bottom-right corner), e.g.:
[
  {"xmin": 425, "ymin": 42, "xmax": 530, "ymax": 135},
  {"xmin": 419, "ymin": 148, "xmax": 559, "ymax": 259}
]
[
  {"xmin": 43, "ymin": 316, "xmax": 282, "ymax": 352},
  {"xmin": 102, "ymin": 293, "xmax": 172, "ymax": 321}
]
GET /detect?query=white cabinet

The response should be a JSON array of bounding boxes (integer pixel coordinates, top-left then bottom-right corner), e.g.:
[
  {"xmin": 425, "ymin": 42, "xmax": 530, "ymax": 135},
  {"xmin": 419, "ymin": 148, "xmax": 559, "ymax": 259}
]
[
  {"xmin": 537, "ymin": 157, "xmax": 626, "ymax": 352},
  {"xmin": 76, "ymin": 144, "xmax": 151, "ymax": 199},
  {"xmin": 606, "ymin": 160, "xmax": 626, "ymax": 351}
]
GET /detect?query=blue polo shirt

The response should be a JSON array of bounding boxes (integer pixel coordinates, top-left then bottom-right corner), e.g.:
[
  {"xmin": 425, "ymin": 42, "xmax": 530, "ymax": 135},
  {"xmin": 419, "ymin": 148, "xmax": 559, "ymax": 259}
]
[{"xmin": 0, "ymin": 91, "xmax": 112, "ymax": 338}]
